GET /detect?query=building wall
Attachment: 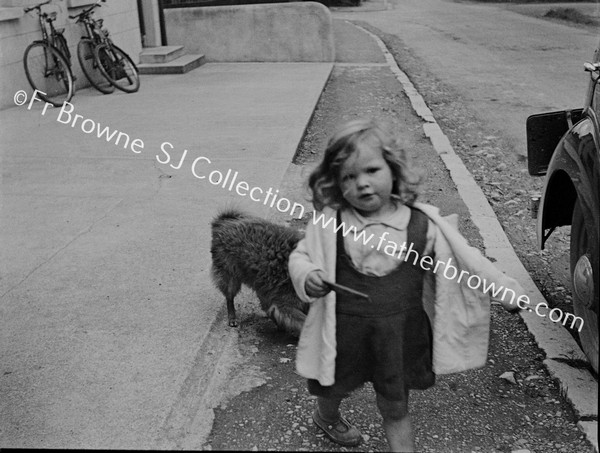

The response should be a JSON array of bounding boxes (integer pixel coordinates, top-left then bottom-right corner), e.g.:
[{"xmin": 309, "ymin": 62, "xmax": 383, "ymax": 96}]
[
  {"xmin": 165, "ymin": 1, "xmax": 335, "ymax": 62},
  {"xmin": 0, "ymin": 0, "xmax": 141, "ymax": 110}
]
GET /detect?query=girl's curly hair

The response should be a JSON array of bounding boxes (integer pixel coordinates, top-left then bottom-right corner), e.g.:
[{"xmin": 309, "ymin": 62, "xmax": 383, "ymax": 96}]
[{"xmin": 308, "ymin": 118, "xmax": 423, "ymax": 211}]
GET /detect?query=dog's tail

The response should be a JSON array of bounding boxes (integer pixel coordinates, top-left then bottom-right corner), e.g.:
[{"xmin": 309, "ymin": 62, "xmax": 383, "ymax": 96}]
[{"xmin": 211, "ymin": 208, "xmax": 249, "ymax": 229}]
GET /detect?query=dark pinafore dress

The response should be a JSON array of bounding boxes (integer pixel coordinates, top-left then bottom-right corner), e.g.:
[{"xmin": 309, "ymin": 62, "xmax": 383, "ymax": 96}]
[{"xmin": 308, "ymin": 207, "xmax": 435, "ymax": 402}]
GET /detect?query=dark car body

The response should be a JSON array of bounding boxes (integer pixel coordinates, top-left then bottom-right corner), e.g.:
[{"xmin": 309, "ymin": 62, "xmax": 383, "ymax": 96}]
[{"xmin": 526, "ymin": 43, "xmax": 599, "ymax": 373}]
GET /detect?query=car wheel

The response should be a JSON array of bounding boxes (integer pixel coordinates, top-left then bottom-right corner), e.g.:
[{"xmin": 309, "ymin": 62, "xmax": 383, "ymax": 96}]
[{"xmin": 570, "ymin": 198, "xmax": 598, "ymax": 373}]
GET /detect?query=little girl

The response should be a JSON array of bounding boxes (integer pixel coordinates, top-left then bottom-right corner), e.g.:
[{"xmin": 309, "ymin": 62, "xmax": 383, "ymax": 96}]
[{"xmin": 288, "ymin": 118, "xmax": 522, "ymax": 451}]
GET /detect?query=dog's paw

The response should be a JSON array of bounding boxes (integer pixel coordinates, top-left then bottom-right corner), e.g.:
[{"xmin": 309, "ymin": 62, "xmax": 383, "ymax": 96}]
[{"xmin": 228, "ymin": 318, "xmax": 239, "ymax": 328}]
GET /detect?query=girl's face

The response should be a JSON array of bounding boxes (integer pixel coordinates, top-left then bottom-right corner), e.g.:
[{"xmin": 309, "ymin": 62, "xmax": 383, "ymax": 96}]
[{"xmin": 338, "ymin": 141, "xmax": 395, "ymax": 218}]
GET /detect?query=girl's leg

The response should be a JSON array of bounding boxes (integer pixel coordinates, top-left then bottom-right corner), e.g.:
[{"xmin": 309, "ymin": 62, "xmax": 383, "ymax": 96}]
[
  {"xmin": 314, "ymin": 396, "xmax": 362, "ymax": 446},
  {"xmin": 376, "ymin": 392, "xmax": 414, "ymax": 452},
  {"xmin": 317, "ymin": 396, "xmax": 342, "ymax": 421}
]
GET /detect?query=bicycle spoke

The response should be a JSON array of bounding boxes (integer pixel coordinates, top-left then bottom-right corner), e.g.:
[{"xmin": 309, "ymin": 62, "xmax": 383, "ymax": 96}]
[
  {"xmin": 95, "ymin": 43, "xmax": 139, "ymax": 93},
  {"xmin": 24, "ymin": 42, "xmax": 73, "ymax": 106},
  {"xmin": 77, "ymin": 38, "xmax": 114, "ymax": 94}
]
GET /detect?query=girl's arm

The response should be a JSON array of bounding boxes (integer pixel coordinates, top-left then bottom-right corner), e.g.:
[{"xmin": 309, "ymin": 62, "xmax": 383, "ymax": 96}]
[
  {"xmin": 289, "ymin": 236, "xmax": 325, "ymax": 303},
  {"xmin": 289, "ymin": 208, "xmax": 338, "ymax": 302}
]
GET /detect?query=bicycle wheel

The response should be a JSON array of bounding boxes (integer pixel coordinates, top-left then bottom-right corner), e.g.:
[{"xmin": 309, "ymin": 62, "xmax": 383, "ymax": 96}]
[
  {"xmin": 94, "ymin": 43, "xmax": 140, "ymax": 93},
  {"xmin": 77, "ymin": 39, "xmax": 114, "ymax": 94},
  {"xmin": 23, "ymin": 41, "xmax": 74, "ymax": 107}
]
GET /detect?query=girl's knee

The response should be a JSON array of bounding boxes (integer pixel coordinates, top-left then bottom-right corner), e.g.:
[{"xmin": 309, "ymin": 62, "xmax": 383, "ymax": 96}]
[{"xmin": 376, "ymin": 393, "xmax": 408, "ymax": 421}]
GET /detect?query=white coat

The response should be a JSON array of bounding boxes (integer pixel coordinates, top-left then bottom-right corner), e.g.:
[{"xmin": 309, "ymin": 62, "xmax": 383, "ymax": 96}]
[{"xmin": 288, "ymin": 202, "xmax": 525, "ymax": 386}]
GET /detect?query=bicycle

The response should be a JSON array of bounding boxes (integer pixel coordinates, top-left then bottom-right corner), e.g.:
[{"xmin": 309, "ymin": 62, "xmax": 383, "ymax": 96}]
[
  {"xmin": 70, "ymin": 0, "xmax": 140, "ymax": 94},
  {"xmin": 70, "ymin": 0, "xmax": 113, "ymax": 94},
  {"xmin": 23, "ymin": 0, "xmax": 74, "ymax": 107}
]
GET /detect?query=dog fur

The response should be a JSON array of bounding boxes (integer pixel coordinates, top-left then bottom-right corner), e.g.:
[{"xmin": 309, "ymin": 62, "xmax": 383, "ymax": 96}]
[{"xmin": 210, "ymin": 209, "xmax": 309, "ymax": 336}]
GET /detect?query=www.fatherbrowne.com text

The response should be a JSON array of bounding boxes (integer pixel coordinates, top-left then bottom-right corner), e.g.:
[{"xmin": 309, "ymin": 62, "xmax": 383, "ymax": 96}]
[{"xmin": 310, "ymin": 211, "xmax": 584, "ymax": 332}]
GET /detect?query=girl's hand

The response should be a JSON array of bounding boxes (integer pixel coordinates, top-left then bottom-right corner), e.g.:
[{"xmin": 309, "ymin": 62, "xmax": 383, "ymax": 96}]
[{"xmin": 305, "ymin": 270, "xmax": 331, "ymax": 298}]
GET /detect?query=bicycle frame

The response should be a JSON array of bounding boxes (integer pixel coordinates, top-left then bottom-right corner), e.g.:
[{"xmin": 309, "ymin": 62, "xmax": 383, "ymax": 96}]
[
  {"xmin": 27, "ymin": 3, "xmax": 71, "ymax": 67},
  {"xmin": 72, "ymin": 1, "xmax": 110, "ymax": 46},
  {"xmin": 35, "ymin": 11, "xmax": 50, "ymax": 42},
  {"xmin": 82, "ymin": 16, "xmax": 108, "ymax": 44},
  {"xmin": 73, "ymin": 3, "xmax": 124, "ymax": 70},
  {"xmin": 34, "ymin": 15, "xmax": 64, "ymax": 77}
]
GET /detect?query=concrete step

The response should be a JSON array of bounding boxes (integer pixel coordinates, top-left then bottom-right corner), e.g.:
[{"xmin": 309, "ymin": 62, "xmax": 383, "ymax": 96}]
[
  {"xmin": 137, "ymin": 54, "xmax": 206, "ymax": 75},
  {"xmin": 139, "ymin": 45, "xmax": 185, "ymax": 64}
]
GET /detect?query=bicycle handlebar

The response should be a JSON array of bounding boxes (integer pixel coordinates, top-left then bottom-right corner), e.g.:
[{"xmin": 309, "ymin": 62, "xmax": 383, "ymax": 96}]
[
  {"xmin": 68, "ymin": 0, "xmax": 105, "ymax": 21},
  {"xmin": 24, "ymin": 0, "xmax": 52, "ymax": 14}
]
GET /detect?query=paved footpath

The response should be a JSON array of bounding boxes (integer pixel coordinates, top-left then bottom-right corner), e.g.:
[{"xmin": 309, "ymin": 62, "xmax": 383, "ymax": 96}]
[{"xmin": 0, "ymin": 62, "xmax": 331, "ymax": 448}]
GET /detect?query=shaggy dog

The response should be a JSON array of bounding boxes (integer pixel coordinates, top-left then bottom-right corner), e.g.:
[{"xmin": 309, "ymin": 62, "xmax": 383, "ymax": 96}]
[{"xmin": 210, "ymin": 209, "xmax": 309, "ymax": 336}]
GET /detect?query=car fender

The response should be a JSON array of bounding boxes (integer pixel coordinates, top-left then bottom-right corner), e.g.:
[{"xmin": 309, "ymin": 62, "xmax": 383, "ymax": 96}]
[{"xmin": 537, "ymin": 113, "xmax": 599, "ymax": 253}]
